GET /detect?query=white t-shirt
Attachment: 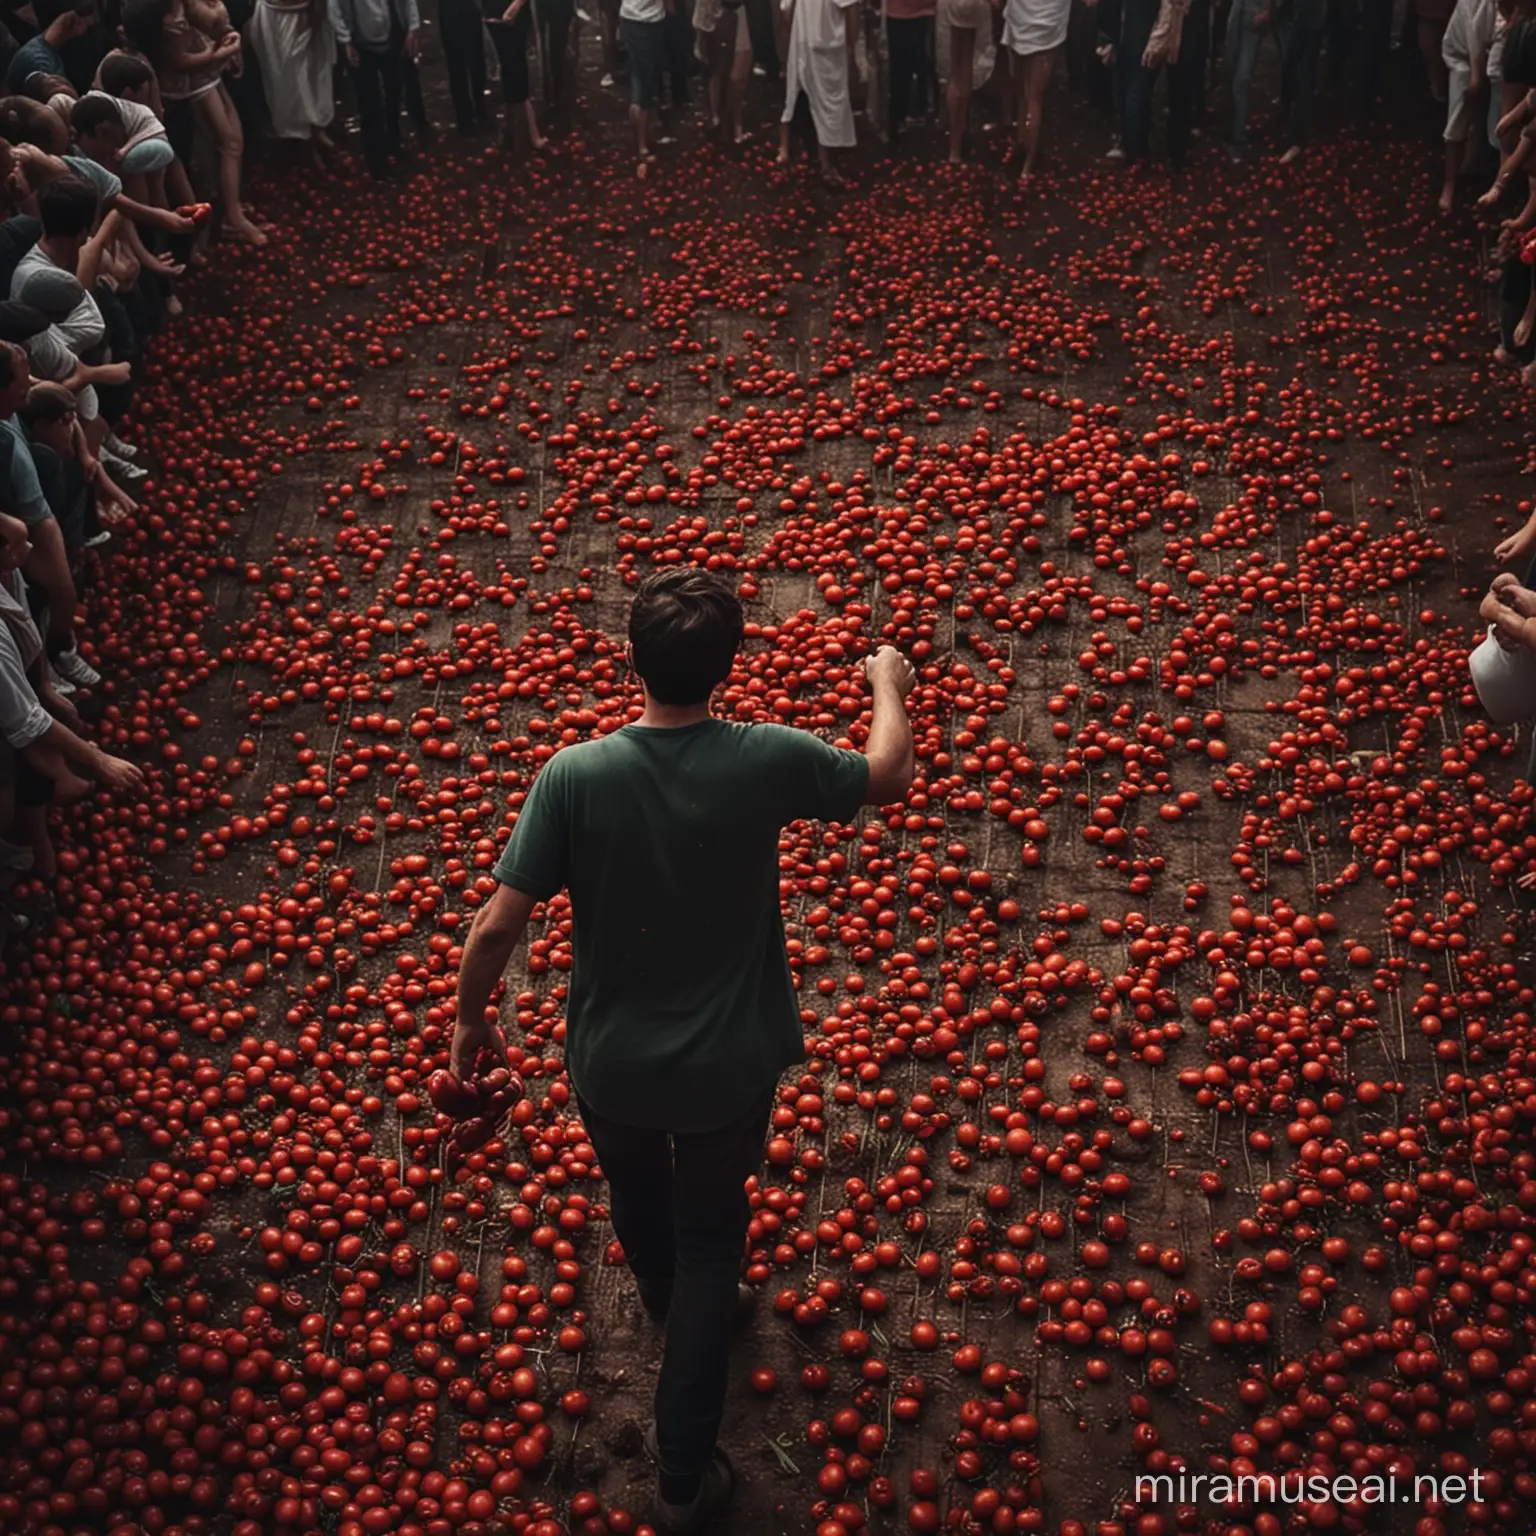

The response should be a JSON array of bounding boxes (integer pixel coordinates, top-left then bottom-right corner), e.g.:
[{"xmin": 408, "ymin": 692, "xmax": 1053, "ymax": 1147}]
[
  {"xmin": 10, "ymin": 246, "xmax": 106, "ymax": 359},
  {"xmin": 1444, "ymin": 0, "xmax": 1495, "ymax": 65},
  {"xmin": 620, "ymin": 0, "xmax": 665, "ymax": 22}
]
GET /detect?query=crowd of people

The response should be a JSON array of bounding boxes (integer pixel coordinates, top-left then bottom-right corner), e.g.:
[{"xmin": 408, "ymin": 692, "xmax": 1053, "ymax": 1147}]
[{"xmin": 0, "ymin": 0, "xmax": 1532, "ymax": 941}]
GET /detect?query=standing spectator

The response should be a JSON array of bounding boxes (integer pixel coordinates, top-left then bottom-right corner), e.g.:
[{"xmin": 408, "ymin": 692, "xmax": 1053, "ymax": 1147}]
[
  {"xmin": 1358, "ymin": 0, "xmax": 1393, "ymax": 118},
  {"xmin": 327, "ymin": 0, "xmax": 423, "ymax": 178},
  {"xmin": 125, "ymin": 0, "xmax": 263, "ymax": 242},
  {"xmin": 663, "ymin": 0, "xmax": 693, "ymax": 129},
  {"xmin": 1421, "ymin": 0, "xmax": 1456, "ymax": 99},
  {"xmin": 933, "ymin": 0, "xmax": 995, "ymax": 160},
  {"xmin": 1275, "ymin": 0, "xmax": 1328, "ymax": 161},
  {"xmin": 778, "ymin": 0, "xmax": 860, "ymax": 181},
  {"xmin": 485, "ymin": 0, "xmax": 547, "ymax": 151},
  {"xmin": 939, "ymin": 0, "xmax": 994, "ymax": 162},
  {"xmin": 1440, "ymin": 0, "xmax": 1495, "ymax": 209},
  {"xmin": 1227, "ymin": 0, "xmax": 1276, "ymax": 154},
  {"xmin": 437, "ymin": 0, "xmax": 486, "ymax": 135},
  {"xmin": 1120, "ymin": 0, "xmax": 1190, "ymax": 164},
  {"xmin": 620, "ymin": 0, "xmax": 669, "ymax": 176},
  {"xmin": 1002, "ymin": 0, "xmax": 1070, "ymax": 181},
  {"xmin": 697, "ymin": 0, "xmax": 753, "ymax": 143},
  {"xmin": 888, "ymin": 0, "xmax": 937, "ymax": 144},
  {"xmin": 248, "ymin": 0, "xmax": 338, "ymax": 149},
  {"xmin": 537, "ymin": 0, "xmax": 577, "ymax": 124}
]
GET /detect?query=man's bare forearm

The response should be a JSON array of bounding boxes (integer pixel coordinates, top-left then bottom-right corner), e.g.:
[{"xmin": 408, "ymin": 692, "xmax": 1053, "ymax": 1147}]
[
  {"xmin": 455, "ymin": 898, "xmax": 527, "ymax": 1033},
  {"xmin": 865, "ymin": 675, "xmax": 915, "ymax": 801}
]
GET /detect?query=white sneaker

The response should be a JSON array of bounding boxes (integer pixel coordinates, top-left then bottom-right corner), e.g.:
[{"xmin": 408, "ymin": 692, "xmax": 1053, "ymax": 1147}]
[
  {"xmin": 54, "ymin": 647, "xmax": 100, "ymax": 688},
  {"xmin": 104, "ymin": 432, "xmax": 138, "ymax": 459},
  {"xmin": 84, "ymin": 529, "xmax": 111, "ymax": 548},
  {"xmin": 103, "ymin": 452, "xmax": 146, "ymax": 481},
  {"xmin": 1279, "ymin": 144, "xmax": 1302, "ymax": 165},
  {"xmin": 600, "ymin": 72, "xmax": 616, "ymax": 87},
  {"xmin": 1105, "ymin": 142, "xmax": 1126, "ymax": 163},
  {"xmin": 53, "ymin": 674, "xmax": 75, "ymax": 696}
]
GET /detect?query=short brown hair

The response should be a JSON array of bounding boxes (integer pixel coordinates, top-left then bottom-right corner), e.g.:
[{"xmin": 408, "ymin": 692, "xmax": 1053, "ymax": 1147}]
[{"xmin": 628, "ymin": 568, "xmax": 744, "ymax": 706}]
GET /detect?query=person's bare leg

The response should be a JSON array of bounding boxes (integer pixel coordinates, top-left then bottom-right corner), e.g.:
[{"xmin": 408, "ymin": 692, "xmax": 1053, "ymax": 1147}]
[
  {"xmin": 201, "ymin": 86, "xmax": 265, "ymax": 244},
  {"xmin": 778, "ymin": 117, "xmax": 792, "ymax": 163},
  {"xmin": 632, "ymin": 103, "xmax": 653, "ymax": 175},
  {"xmin": 819, "ymin": 140, "xmax": 844, "ymax": 184},
  {"xmin": 1019, "ymin": 51, "xmax": 1052, "ymax": 179},
  {"xmin": 729, "ymin": 49, "xmax": 751, "ymax": 140},
  {"xmin": 705, "ymin": 43, "xmax": 723, "ymax": 128},
  {"xmin": 1441, "ymin": 135, "xmax": 1460, "ymax": 213},
  {"xmin": 524, "ymin": 100, "xmax": 547, "ymax": 149},
  {"xmin": 948, "ymin": 26, "xmax": 975, "ymax": 162}
]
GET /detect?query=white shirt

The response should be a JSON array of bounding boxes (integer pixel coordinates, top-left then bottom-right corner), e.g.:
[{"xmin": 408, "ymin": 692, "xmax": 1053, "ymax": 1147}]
[
  {"xmin": 621, "ymin": 0, "xmax": 666, "ymax": 22},
  {"xmin": 1444, "ymin": 0, "xmax": 1496, "ymax": 65},
  {"xmin": 327, "ymin": 0, "xmax": 420, "ymax": 47},
  {"xmin": 0, "ymin": 574, "xmax": 50, "ymax": 751}
]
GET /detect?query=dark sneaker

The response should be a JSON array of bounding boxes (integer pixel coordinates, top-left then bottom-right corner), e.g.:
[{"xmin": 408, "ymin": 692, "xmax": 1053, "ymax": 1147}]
[{"xmin": 646, "ymin": 1440, "xmax": 734, "ymax": 1534}]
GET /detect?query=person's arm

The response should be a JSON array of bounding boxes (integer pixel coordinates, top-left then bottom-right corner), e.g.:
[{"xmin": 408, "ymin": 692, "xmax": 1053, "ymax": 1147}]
[
  {"xmin": 1481, "ymin": 573, "xmax": 1536, "ymax": 649},
  {"xmin": 861, "ymin": 645, "xmax": 916, "ymax": 804},
  {"xmin": 107, "ymin": 191, "xmax": 194, "ymax": 235},
  {"xmin": 25, "ymin": 714, "xmax": 144, "ymax": 790},
  {"xmin": 328, "ymin": 0, "xmax": 352, "ymax": 47},
  {"xmin": 449, "ymin": 884, "xmax": 538, "ymax": 1078},
  {"xmin": 1143, "ymin": 0, "xmax": 1188, "ymax": 65},
  {"xmin": 115, "ymin": 213, "xmax": 184, "ymax": 278},
  {"xmin": 401, "ymin": 0, "xmax": 421, "ymax": 56},
  {"xmin": 76, "ymin": 208, "xmax": 123, "ymax": 288},
  {"xmin": 1496, "ymin": 506, "xmax": 1536, "ymax": 563}
]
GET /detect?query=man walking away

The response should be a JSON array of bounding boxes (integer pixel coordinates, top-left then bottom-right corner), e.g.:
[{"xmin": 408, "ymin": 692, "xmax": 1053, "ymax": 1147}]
[{"xmin": 449, "ymin": 569, "xmax": 917, "ymax": 1534}]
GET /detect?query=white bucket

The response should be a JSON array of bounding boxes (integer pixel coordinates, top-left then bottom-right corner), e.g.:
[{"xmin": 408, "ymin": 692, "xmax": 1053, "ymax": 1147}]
[{"xmin": 1470, "ymin": 626, "xmax": 1536, "ymax": 726}]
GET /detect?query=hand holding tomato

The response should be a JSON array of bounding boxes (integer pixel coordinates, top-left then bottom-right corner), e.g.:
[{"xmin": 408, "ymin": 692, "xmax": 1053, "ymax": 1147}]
[{"xmin": 432, "ymin": 1026, "xmax": 526, "ymax": 1159}]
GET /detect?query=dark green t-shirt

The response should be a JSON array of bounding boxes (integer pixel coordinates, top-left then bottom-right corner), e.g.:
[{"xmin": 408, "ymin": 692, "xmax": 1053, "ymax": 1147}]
[{"xmin": 492, "ymin": 718, "xmax": 870, "ymax": 1132}]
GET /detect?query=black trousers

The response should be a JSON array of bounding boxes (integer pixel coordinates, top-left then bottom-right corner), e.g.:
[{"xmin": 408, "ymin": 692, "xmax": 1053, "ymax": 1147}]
[
  {"xmin": 441, "ymin": 0, "xmax": 487, "ymax": 130},
  {"xmin": 577, "ymin": 1089, "xmax": 773, "ymax": 1483},
  {"xmin": 540, "ymin": 0, "xmax": 575, "ymax": 109},
  {"xmin": 351, "ymin": 42, "xmax": 427, "ymax": 173},
  {"xmin": 887, "ymin": 15, "xmax": 931, "ymax": 131},
  {"xmin": 663, "ymin": 1, "xmax": 691, "ymax": 106},
  {"xmin": 1358, "ymin": 0, "xmax": 1392, "ymax": 119}
]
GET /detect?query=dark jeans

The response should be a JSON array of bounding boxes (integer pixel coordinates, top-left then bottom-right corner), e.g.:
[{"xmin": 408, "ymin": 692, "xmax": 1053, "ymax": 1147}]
[
  {"xmin": 1167, "ymin": 0, "xmax": 1208, "ymax": 162},
  {"xmin": 351, "ymin": 41, "xmax": 428, "ymax": 174},
  {"xmin": 1358, "ymin": 0, "xmax": 1392, "ymax": 119},
  {"xmin": 745, "ymin": 0, "xmax": 778, "ymax": 80},
  {"xmin": 664, "ymin": 1, "xmax": 692, "ymax": 107},
  {"xmin": 887, "ymin": 15, "xmax": 931, "ymax": 130},
  {"xmin": 577, "ymin": 1088, "xmax": 773, "ymax": 1484},
  {"xmin": 1119, "ymin": 0, "xmax": 1159, "ymax": 160},
  {"xmin": 539, "ymin": 0, "xmax": 576, "ymax": 110},
  {"xmin": 352, "ymin": 45, "xmax": 404, "ymax": 174},
  {"xmin": 441, "ymin": 0, "xmax": 487, "ymax": 130},
  {"xmin": 1278, "ymin": 0, "xmax": 1326, "ymax": 145}
]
